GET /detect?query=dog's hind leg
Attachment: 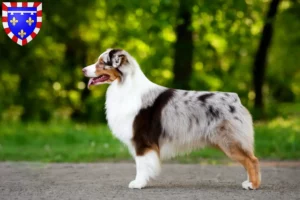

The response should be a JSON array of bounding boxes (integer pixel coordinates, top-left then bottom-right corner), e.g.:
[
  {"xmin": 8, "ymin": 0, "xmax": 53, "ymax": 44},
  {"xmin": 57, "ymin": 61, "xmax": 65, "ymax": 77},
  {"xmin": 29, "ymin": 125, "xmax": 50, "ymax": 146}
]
[
  {"xmin": 242, "ymin": 153, "xmax": 261, "ymax": 190},
  {"xmin": 128, "ymin": 149, "xmax": 161, "ymax": 189},
  {"xmin": 219, "ymin": 143, "xmax": 261, "ymax": 189},
  {"xmin": 217, "ymin": 140, "xmax": 261, "ymax": 190},
  {"xmin": 213, "ymin": 121, "xmax": 261, "ymax": 190}
]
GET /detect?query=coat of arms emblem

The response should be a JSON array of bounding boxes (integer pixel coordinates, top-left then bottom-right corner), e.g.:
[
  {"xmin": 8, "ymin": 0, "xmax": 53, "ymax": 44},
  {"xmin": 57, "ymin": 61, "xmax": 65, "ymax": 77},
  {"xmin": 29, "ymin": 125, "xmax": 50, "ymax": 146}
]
[{"xmin": 2, "ymin": 2, "xmax": 42, "ymax": 46}]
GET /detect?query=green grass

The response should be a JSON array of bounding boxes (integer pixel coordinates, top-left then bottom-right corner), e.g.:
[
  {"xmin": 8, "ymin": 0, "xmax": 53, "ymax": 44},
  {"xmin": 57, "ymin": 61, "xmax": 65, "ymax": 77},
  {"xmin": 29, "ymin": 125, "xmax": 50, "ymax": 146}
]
[
  {"xmin": 0, "ymin": 122, "xmax": 130, "ymax": 162},
  {"xmin": 0, "ymin": 117, "xmax": 299, "ymax": 162}
]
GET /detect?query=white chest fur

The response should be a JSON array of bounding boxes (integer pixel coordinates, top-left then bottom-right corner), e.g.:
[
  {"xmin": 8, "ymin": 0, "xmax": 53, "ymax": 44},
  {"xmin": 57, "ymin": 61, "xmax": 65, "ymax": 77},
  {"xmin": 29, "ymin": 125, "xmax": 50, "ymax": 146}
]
[
  {"xmin": 105, "ymin": 67, "xmax": 160, "ymax": 154},
  {"xmin": 105, "ymin": 82, "xmax": 142, "ymax": 146}
]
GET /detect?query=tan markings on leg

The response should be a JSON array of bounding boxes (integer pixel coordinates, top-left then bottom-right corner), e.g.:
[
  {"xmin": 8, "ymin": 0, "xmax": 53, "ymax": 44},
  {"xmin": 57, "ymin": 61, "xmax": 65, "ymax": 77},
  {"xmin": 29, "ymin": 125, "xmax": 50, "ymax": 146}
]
[
  {"xmin": 214, "ymin": 121, "xmax": 261, "ymax": 189},
  {"xmin": 136, "ymin": 144, "xmax": 160, "ymax": 157},
  {"xmin": 249, "ymin": 155, "xmax": 261, "ymax": 187},
  {"xmin": 218, "ymin": 143, "xmax": 260, "ymax": 189}
]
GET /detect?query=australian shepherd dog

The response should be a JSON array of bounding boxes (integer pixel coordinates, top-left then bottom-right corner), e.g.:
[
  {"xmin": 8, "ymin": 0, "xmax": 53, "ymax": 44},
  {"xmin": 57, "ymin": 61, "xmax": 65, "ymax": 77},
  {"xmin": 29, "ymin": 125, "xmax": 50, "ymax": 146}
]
[{"xmin": 82, "ymin": 49, "xmax": 261, "ymax": 190}]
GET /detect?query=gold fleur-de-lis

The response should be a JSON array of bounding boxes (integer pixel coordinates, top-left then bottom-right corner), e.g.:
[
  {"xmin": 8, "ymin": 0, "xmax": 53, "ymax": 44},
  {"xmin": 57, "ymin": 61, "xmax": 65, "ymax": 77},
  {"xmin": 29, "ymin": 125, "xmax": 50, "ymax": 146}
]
[
  {"xmin": 10, "ymin": 17, "xmax": 18, "ymax": 26},
  {"xmin": 26, "ymin": 17, "xmax": 34, "ymax": 26},
  {"xmin": 18, "ymin": 29, "xmax": 26, "ymax": 38}
]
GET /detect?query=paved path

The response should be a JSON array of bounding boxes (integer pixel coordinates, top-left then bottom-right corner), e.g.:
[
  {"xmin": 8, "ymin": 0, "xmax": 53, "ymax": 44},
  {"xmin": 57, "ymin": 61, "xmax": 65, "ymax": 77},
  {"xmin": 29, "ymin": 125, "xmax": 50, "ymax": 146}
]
[{"xmin": 0, "ymin": 162, "xmax": 299, "ymax": 200}]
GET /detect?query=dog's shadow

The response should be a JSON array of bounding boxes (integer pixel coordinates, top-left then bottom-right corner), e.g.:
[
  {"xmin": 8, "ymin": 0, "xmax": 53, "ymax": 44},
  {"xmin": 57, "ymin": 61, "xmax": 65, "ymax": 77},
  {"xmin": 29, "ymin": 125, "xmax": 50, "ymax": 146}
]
[{"xmin": 146, "ymin": 181, "xmax": 271, "ymax": 191}]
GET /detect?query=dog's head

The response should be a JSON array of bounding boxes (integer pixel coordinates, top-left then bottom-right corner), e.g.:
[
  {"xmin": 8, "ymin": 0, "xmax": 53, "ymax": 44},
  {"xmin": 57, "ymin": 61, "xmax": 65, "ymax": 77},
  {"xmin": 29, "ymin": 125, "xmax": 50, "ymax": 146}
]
[{"xmin": 82, "ymin": 48, "xmax": 130, "ymax": 88}]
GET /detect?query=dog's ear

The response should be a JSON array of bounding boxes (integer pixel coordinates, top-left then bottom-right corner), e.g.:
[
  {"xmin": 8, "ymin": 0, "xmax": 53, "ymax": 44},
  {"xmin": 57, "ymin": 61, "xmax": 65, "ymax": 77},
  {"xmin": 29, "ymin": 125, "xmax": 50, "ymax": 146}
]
[{"xmin": 110, "ymin": 50, "xmax": 128, "ymax": 68}]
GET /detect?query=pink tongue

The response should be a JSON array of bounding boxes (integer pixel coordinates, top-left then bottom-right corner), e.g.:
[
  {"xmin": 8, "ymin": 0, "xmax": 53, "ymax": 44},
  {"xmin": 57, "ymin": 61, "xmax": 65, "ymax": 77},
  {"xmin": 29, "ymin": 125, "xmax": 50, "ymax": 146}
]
[
  {"xmin": 87, "ymin": 75, "xmax": 110, "ymax": 89},
  {"xmin": 88, "ymin": 78, "xmax": 94, "ymax": 89}
]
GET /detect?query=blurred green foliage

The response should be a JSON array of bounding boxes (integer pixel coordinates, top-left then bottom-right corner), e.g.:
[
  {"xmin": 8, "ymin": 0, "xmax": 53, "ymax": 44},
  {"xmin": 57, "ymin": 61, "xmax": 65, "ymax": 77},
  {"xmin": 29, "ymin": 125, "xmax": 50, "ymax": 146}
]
[{"xmin": 0, "ymin": 0, "xmax": 299, "ymax": 122}]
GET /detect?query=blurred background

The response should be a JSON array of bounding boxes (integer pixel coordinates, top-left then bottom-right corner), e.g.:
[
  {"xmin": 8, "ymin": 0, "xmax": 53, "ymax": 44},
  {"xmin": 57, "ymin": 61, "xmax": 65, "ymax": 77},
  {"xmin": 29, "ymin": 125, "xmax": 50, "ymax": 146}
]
[{"xmin": 0, "ymin": 0, "xmax": 299, "ymax": 162}]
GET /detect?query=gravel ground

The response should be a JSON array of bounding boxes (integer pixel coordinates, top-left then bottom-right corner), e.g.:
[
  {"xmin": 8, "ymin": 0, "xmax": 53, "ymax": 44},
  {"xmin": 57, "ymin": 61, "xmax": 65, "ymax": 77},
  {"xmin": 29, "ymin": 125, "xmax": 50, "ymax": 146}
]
[{"xmin": 0, "ymin": 162, "xmax": 299, "ymax": 200}]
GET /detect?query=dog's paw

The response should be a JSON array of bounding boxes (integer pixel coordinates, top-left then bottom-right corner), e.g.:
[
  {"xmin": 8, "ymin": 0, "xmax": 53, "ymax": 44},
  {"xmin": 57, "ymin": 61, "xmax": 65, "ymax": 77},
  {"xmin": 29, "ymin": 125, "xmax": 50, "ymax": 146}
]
[
  {"xmin": 128, "ymin": 179, "xmax": 147, "ymax": 189},
  {"xmin": 242, "ymin": 180, "xmax": 255, "ymax": 190}
]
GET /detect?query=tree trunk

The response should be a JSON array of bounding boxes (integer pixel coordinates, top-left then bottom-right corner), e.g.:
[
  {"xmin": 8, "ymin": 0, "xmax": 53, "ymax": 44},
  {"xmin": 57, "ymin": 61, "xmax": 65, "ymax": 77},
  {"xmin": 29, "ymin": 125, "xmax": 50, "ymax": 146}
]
[
  {"xmin": 173, "ymin": 0, "xmax": 194, "ymax": 89},
  {"xmin": 64, "ymin": 39, "xmax": 89, "ymax": 121},
  {"xmin": 253, "ymin": 0, "xmax": 281, "ymax": 111}
]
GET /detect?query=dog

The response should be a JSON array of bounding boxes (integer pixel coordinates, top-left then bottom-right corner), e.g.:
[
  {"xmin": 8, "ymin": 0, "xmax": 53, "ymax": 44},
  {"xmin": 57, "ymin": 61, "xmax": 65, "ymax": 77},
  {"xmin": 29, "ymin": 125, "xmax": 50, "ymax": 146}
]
[{"xmin": 82, "ymin": 48, "xmax": 261, "ymax": 190}]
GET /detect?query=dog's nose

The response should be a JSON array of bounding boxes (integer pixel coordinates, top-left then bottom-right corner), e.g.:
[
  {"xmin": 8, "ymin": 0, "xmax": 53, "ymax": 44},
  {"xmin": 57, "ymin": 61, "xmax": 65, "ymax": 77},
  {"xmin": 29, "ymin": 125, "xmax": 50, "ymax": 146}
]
[{"xmin": 82, "ymin": 68, "xmax": 87, "ymax": 75}]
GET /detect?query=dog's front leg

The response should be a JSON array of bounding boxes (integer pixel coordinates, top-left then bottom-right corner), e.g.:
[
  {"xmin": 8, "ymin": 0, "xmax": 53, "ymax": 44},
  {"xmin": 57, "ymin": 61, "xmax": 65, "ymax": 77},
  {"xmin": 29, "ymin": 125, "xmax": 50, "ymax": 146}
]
[{"xmin": 128, "ymin": 150, "xmax": 161, "ymax": 189}]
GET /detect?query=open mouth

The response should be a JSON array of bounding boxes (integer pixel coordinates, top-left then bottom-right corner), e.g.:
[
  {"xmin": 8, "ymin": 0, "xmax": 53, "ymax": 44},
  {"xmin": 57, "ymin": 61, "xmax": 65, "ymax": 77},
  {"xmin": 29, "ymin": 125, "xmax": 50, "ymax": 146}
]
[{"xmin": 88, "ymin": 74, "xmax": 110, "ymax": 88}]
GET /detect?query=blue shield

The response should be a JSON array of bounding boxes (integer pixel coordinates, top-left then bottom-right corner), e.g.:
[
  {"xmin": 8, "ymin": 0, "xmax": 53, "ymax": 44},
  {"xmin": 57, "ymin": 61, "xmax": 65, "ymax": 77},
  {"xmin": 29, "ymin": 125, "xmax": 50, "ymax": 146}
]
[{"xmin": 2, "ymin": 2, "xmax": 42, "ymax": 46}]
